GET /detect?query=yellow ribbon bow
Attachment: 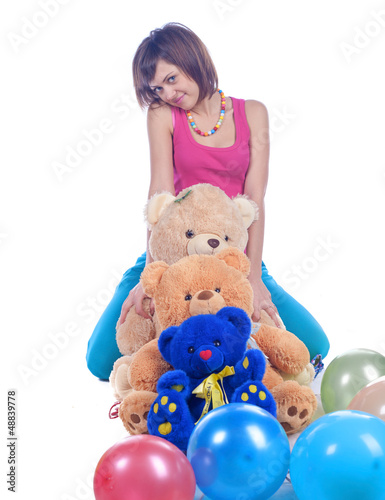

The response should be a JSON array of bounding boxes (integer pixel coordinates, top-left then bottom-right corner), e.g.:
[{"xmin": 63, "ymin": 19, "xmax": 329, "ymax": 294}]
[{"xmin": 192, "ymin": 365, "xmax": 235, "ymax": 424}]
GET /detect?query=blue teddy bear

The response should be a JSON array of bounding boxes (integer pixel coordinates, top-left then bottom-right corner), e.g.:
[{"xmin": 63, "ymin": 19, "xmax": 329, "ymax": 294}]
[{"xmin": 147, "ymin": 306, "xmax": 277, "ymax": 451}]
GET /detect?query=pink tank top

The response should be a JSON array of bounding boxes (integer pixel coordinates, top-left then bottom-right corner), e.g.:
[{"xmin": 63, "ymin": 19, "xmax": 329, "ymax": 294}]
[{"xmin": 172, "ymin": 97, "xmax": 250, "ymax": 198}]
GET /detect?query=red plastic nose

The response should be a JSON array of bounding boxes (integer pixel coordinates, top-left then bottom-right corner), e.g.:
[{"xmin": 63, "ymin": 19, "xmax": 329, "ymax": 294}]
[{"xmin": 200, "ymin": 350, "xmax": 212, "ymax": 361}]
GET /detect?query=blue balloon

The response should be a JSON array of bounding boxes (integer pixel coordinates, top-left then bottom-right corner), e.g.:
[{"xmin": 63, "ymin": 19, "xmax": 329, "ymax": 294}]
[
  {"xmin": 270, "ymin": 481, "xmax": 299, "ymax": 499},
  {"xmin": 290, "ymin": 410, "xmax": 385, "ymax": 500},
  {"xmin": 194, "ymin": 482, "xmax": 298, "ymax": 500},
  {"xmin": 187, "ymin": 403, "xmax": 290, "ymax": 500}
]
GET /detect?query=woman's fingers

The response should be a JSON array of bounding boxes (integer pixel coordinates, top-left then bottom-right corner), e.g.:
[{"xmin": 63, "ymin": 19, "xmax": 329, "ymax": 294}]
[
  {"xmin": 251, "ymin": 309, "xmax": 261, "ymax": 322},
  {"xmin": 265, "ymin": 306, "xmax": 281, "ymax": 328},
  {"xmin": 119, "ymin": 286, "xmax": 139, "ymax": 324},
  {"xmin": 119, "ymin": 298, "xmax": 132, "ymax": 324},
  {"xmin": 149, "ymin": 298, "xmax": 155, "ymax": 316},
  {"xmin": 119, "ymin": 283, "xmax": 154, "ymax": 321},
  {"xmin": 134, "ymin": 292, "xmax": 151, "ymax": 320}
]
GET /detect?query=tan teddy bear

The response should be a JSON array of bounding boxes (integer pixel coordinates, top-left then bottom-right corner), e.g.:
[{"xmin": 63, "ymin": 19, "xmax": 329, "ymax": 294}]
[
  {"xmin": 111, "ymin": 248, "xmax": 317, "ymax": 436},
  {"xmin": 116, "ymin": 183, "xmax": 258, "ymax": 357}
]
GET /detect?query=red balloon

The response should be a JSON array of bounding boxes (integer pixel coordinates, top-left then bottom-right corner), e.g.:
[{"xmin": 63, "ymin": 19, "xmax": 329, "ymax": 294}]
[{"xmin": 93, "ymin": 435, "xmax": 196, "ymax": 500}]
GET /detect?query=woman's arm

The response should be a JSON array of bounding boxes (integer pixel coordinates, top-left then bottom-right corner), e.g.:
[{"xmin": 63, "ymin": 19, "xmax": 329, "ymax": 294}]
[
  {"xmin": 145, "ymin": 104, "xmax": 176, "ymax": 263},
  {"xmin": 119, "ymin": 104, "xmax": 175, "ymax": 321},
  {"xmin": 244, "ymin": 100, "xmax": 280, "ymax": 326}
]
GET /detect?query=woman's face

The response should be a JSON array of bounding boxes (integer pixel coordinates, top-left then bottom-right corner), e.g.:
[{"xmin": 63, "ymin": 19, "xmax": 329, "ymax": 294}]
[{"xmin": 149, "ymin": 59, "xmax": 199, "ymax": 109}]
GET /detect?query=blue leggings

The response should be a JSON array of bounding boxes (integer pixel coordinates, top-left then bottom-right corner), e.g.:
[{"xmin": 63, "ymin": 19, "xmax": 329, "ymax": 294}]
[{"xmin": 86, "ymin": 252, "xmax": 330, "ymax": 380}]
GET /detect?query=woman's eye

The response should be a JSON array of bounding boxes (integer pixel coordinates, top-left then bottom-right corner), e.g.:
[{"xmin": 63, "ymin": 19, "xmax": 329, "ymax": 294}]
[
  {"xmin": 215, "ymin": 288, "xmax": 221, "ymax": 293},
  {"xmin": 188, "ymin": 346, "xmax": 195, "ymax": 354},
  {"xmin": 224, "ymin": 235, "xmax": 229, "ymax": 242},
  {"xmin": 168, "ymin": 76, "xmax": 175, "ymax": 83},
  {"xmin": 154, "ymin": 87, "xmax": 162, "ymax": 93},
  {"xmin": 186, "ymin": 230, "xmax": 195, "ymax": 239},
  {"xmin": 213, "ymin": 340, "xmax": 221, "ymax": 347},
  {"xmin": 185, "ymin": 294, "xmax": 192, "ymax": 301}
]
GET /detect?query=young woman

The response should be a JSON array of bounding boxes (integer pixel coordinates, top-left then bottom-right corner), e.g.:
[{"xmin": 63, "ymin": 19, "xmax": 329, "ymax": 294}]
[{"xmin": 86, "ymin": 22, "xmax": 329, "ymax": 380}]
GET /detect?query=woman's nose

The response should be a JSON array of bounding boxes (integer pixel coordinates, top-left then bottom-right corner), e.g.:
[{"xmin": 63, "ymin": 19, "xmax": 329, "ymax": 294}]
[{"xmin": 164, "ymin": 88, "xmax": 176, "ymax": 102}]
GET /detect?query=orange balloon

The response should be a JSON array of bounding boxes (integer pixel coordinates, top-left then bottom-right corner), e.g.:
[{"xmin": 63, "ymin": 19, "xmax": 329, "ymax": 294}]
[{"xmin": 347, "ymin": 376, "xmax": 385, "ymax": 421}]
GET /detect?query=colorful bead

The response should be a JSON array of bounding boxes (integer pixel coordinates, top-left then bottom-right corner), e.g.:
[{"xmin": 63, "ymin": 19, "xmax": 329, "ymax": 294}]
[{"xmin": 186, "ymin": 89, "xmax": 225, "ymax": 137}]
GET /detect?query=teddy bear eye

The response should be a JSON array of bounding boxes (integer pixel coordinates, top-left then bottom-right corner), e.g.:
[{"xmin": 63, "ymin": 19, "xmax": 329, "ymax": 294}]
[
  {"xmin": 185, "ymin": 230, "xmax": 195, "ymax": 239},
  {"xmin": 188, "ymin": 346, "xmax": 195, "ymax": 354},
  {"xmin": 185, "ymin": 294, "xmax": 192, "ymax": 301},
  {"xmin": 213, "ymin": 340, "xmax": 221, "ymax": 347},
  {"xmin": 215, "ymin": 288, "xmax": 221, "ymax": 293},
  {"xmin": 224, "ymin": 235, "xmax": 229, "ymax": 242}
]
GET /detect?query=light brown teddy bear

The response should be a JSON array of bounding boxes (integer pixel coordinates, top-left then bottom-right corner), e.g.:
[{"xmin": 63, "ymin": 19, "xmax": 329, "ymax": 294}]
[
  {"xmin": 115, "ymin": 183, "xmax": 258, "ymax": 357},
  {"xmin": 110, "ymin": 248, "xmax": 317, "ymax": 436}
]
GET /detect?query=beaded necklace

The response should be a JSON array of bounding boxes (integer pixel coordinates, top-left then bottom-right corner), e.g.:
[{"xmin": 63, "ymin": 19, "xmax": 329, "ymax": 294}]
[{"xmin": 186, "ymin": 89, "xmax": 225, "ymax": 136}]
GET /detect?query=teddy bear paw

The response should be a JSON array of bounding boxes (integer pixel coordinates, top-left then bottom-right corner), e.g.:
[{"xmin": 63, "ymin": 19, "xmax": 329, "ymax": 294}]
[
  {"xmin": 110, "ymin": 355, "xmax": 134, "ymax": 401},
  {"xmin": 271, "ymin": 380, "xmax": 317, "ymax": 435},
  {"xmin": 149, "ymin": 391, "xmax": 186, "ymax": 435},
  {"xmin": 280, "ymin": 362, "xmax": 315, "ymax": 387},
  {"xmin": 119, "ymin": 391, "xmax": 157, "ymax": 435},
  {"xmin": 232, "ymin": 381, "xmax": 277, "ymax": 417},
  {"xmin": 148, "ymin": 391, "xmax": 194, "ymax": 450}
]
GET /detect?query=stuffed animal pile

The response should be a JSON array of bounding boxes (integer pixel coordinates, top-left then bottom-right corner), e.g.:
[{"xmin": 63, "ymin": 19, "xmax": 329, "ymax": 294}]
[
  {"xmin": 109, "ymin": 183, "xmax": 317, "ymax": 437},
  {"xmin": 114, "ymin": 183, "xmax": 257, "ymax": 356}
]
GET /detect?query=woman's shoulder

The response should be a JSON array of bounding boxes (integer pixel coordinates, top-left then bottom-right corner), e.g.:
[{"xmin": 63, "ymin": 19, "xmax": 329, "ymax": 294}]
[
  {"xmin": 147, "ymin": 103, "xmax": 173, "ymax": 132},
  {"xmin": 231, "ymin": 97, "xmax": 268, "ymax": 118},
  {"xmin": 244, "ymin": 99, "xmax": 268, "ymax": 116},
  {"xmin": 242, "ymin": 99, "xmax": 269, "ymax": 131}
]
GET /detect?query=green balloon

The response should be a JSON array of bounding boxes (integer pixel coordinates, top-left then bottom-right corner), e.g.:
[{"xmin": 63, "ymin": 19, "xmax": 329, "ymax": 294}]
[{"xmin": 321, "ymin": 348, "xmax": 385, "ymax": 413}]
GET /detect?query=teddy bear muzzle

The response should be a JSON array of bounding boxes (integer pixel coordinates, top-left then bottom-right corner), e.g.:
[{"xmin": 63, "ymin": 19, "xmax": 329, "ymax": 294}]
[
  {"xmin": 193, "ymin": 345, "xmax": 224, "ymax": 374},
  {"xmin": 187, "ymin": 233, "xmax": 229, "ymax": 256},
  {"xmin": 189, "ymin": 289, "xmax": 226, "ymax": 316}
]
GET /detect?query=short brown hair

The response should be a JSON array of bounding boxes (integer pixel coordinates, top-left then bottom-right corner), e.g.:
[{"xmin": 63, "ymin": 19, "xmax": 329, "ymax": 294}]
[{"xmin": 132, "ymin": 22, "xmax": 218, "ymax": 109}]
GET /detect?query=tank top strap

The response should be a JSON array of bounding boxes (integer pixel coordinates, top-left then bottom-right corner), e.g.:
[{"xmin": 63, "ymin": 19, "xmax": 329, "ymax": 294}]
[
  {"xmin": 172, "ymin": 105, "xmax": 185, "ymax": 140},
  {"xmin": 171, "ymin": 105, "xmax": 176, "ymax": 130},
  {"xmin": 230, "ymin": 97, "xmax": 250, "ymax": 144}
]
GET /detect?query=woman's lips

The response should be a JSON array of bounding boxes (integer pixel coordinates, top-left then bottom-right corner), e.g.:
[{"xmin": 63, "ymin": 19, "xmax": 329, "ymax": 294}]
[{"xmin": 174, "ymin": 93, "xmax": 185, "ymax": 104}]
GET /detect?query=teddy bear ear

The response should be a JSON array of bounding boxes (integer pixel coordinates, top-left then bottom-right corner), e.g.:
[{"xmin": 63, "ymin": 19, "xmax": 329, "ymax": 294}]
[
  {"xmin": 145, "ymin": 192, "xmax": 176, "ymax": 228},
  {"xmin": 215, "ymin": 248, "xmax": 250, "ymax": 276},
  {"xmin": 216, "ymin": 306, "xmax": 251, "ymax": 339},
  {"xmin": 140, "ymin": 261, "xmax": 169, "ymax": 297},
  {"xmin": 232, "ymin": 195, "xmax": 259, "ymax": 229},
  {"xmin": 158, "ymin": 325, "xmax": 179, "ymax": 364}
]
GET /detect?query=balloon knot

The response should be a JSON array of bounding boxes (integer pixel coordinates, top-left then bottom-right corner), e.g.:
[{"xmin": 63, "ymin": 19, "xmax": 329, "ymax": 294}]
[
  {"xmin": 109, "ymin": 401, "xmax": 121, "ymax": 419},
  {"xmin": 311, "ymin": 354, "xmax": 324, "ymax": 378}
]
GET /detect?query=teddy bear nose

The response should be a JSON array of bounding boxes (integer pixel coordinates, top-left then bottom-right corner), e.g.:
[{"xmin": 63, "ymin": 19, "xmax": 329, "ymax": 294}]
[
  {"xmin": 197, "ymin": 290, "xmax": 214, "ymax": 300},
  {"xmin": 199, "ymin": 350, "xmax": 212, "ymax": 360},
  {"xmin": 208, "ymin": 238, "xmax": 220, "ymax": 248}
]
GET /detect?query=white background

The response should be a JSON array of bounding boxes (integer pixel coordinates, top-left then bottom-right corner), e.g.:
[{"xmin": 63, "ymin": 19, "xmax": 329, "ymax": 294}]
[{"xmin": 1, "ymin": 1, "xmax": 385, "ymax": 499}]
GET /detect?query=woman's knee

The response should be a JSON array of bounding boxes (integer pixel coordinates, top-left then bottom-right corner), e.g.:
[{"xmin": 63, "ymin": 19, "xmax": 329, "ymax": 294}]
[
  {"xmin": 86, "ymin": 350, "xmax": 111, "ymax": 380},
  {"xmin": 262, "ymin": 270, "xmax": 330, "ymax": 359},
  {"xmin": 86, "ymin": 326, "xmax": 121, "ymax": 380},
  {"xmin": 85, "ymin": 292, "xmax": 127, "ymax": 379}
]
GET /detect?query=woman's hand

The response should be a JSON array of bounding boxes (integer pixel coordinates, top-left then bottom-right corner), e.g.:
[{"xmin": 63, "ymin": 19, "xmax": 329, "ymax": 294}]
[
  {"xmin": 249, "ymin": 276, "xmax": 281, "ymax": 328},
  {"xmin": 118, "ymin": 282, "xmax": 155, "ymax": 324}
]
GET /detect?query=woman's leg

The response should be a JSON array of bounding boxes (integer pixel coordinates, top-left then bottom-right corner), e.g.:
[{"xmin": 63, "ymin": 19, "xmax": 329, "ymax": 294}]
[
  {"xmin": 86, "ymin": 252, "xmax": 147, "ymax": 380},
  {"xmin": 261, "ymin": 262, "xmax": 330, "ymax": 360}
]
